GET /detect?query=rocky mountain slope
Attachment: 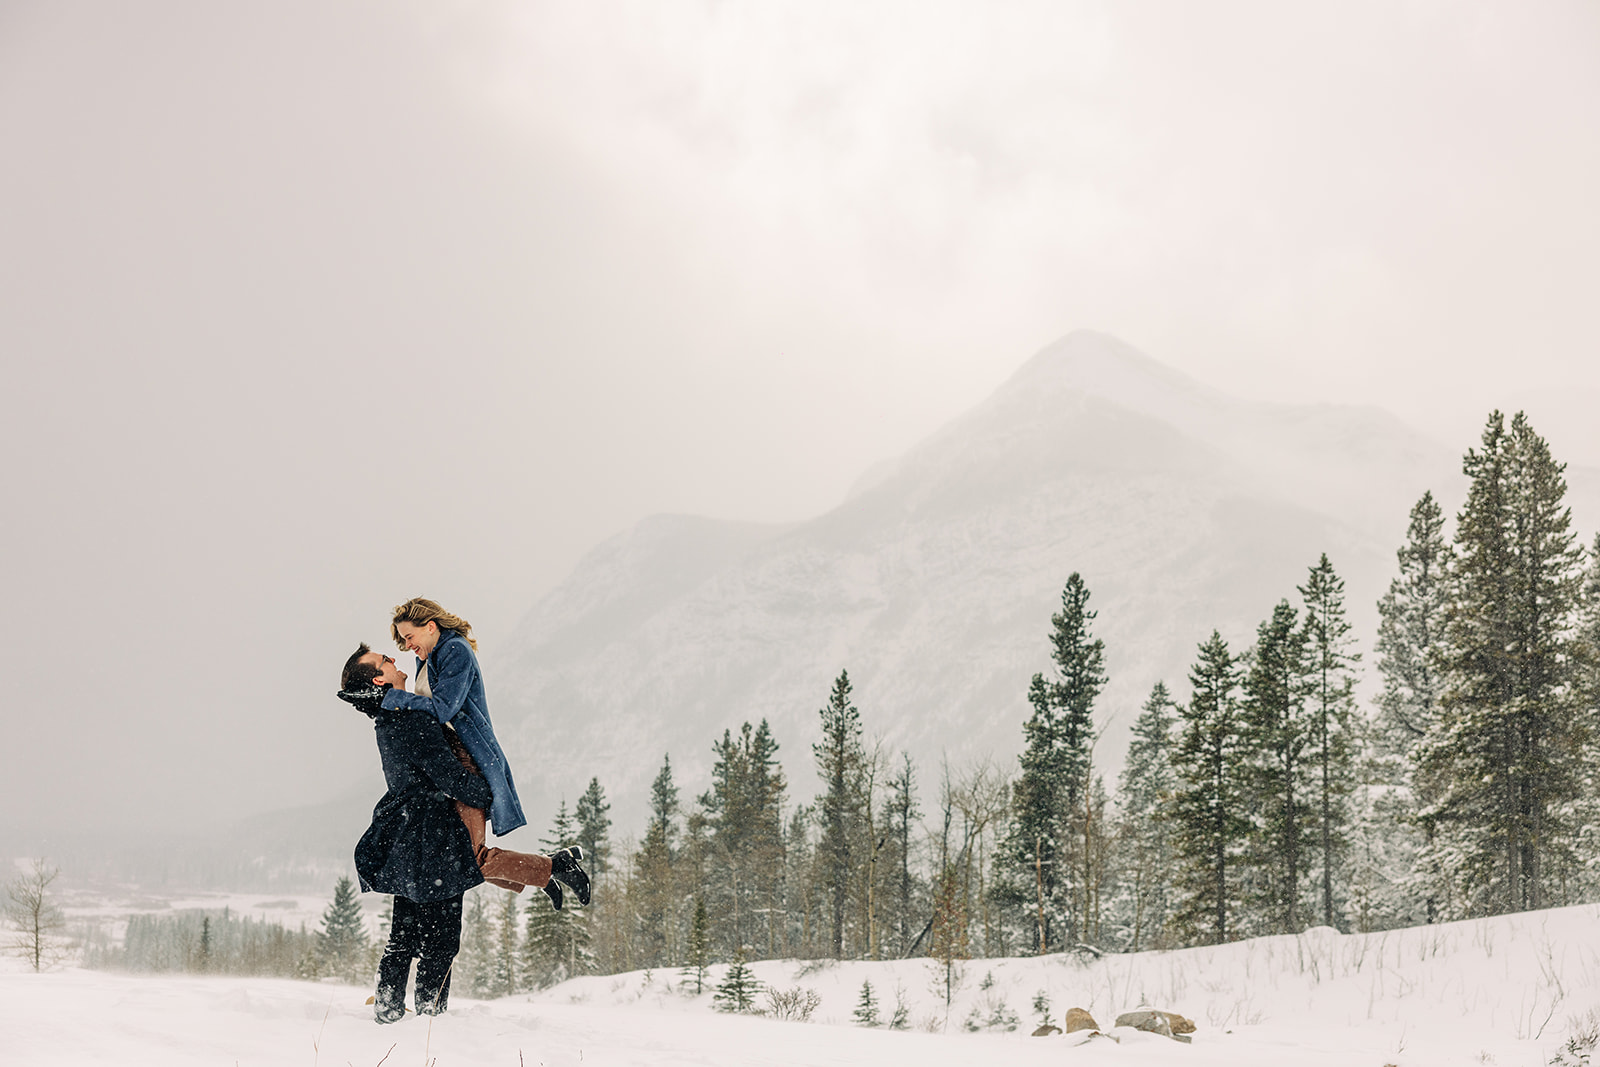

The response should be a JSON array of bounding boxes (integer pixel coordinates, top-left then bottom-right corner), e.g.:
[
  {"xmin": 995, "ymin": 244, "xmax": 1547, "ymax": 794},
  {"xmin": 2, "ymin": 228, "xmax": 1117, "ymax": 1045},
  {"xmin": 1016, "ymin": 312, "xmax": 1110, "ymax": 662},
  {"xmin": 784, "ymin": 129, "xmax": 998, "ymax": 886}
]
[{"xmin": 490, "ymin": 331, "xmax": 1571, "ymax": 835}]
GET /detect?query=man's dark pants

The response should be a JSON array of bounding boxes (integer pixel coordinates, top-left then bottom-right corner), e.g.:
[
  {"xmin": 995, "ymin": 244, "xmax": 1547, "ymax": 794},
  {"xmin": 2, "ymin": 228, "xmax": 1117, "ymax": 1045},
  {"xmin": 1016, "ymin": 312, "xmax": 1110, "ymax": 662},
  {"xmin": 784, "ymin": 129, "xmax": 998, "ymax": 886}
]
[{"xmin": 374, "ymin": 894, "xmax": 463, "ymax": 1022}]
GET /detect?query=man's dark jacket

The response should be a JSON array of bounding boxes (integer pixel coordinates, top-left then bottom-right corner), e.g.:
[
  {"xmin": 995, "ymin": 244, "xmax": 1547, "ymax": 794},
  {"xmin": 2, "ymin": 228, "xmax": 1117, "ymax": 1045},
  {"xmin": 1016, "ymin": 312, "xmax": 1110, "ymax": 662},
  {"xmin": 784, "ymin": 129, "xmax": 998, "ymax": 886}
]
[{"xmin": 354, "ymin": 703, "xmax": 492, "ymax": 903}]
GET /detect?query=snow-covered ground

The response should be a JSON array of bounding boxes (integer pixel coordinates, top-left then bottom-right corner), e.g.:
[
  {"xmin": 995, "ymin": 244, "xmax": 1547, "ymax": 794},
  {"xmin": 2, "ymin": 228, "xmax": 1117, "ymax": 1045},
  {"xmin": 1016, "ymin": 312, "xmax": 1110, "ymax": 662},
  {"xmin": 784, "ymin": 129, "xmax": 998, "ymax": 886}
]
[{"xmin": 7, "ymin": 902, "xmax": 1600, "ymax": 1066}]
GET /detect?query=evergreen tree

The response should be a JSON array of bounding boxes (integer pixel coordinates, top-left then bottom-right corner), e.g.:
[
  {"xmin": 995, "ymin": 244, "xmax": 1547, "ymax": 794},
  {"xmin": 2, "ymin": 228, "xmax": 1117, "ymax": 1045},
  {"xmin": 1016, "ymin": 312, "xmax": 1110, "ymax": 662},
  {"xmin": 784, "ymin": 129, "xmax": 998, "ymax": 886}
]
[
  {"xmin": 1170, "ymin": 631, "xmax": 1248, "ymax": 944},
  {"xmin": 575, "ymin": 778, "xmax": 612, "ymax": 882},
  {"xmin": 679, "ymin": 896, "xmax": 711, "ymax": 994},
  {"xmin": 314, "ymin": 876, "xmax": 369, "ymax": 982},
  {"xmin": 1376, "ymin": 492, "xmax": 1450, "ymax": 749},
  {"xmin": 711, "ymin": 945, "xmax": 761, "ymax": 1012},
  {"xmin": 1423, "ymin": 412, "xmax": 1587, "ymax": 914},
  {"xmin": 1006, "ymin": 573, "xmax": 1106, "ymax": 952},
  {"xmin": 882, "ymin": 753, "xmax": 921, "ymax": 957},
  {"xmin": 853, "ymin": 979, "xmax": 880, "ymax": 1026},
  {"xmin": 1300, "ymin": 554, "xmax": 1361, "ymax": 928},
  {"xmin": 1113, "ymin": 682, "xmax": 1180, "ymax": 950},
  {"xmin": 526, "ymin": 804, "xmax": 595, "ymax": 988},
  {"xmin": 703, "ymin": 720, "xmax": 787, "ymax": 958},
  {"xmin": 814, "ymin": 670, "xmax": 865, "ymax": 959},
  {"xmin": 490, "ymin": 891, "xmax": 520, "ymax": 996},
  {"xmin": 633, "ymin": 755, "xmax": 679, "ymax": 968},
  {"xmin": 457, "ymin": 888, "xmax": 496, "ymax": 997},
  {"xmin": 1374, "ymin": 491, "xmax": 1452, "ymax": 922},
  {"xmin": 542, "ymin": 799, "xmax": 577, "ymax": 852},
  {"xmin": 1240, "ymin": 601, "xmax": 1313, "ymax": 934}
]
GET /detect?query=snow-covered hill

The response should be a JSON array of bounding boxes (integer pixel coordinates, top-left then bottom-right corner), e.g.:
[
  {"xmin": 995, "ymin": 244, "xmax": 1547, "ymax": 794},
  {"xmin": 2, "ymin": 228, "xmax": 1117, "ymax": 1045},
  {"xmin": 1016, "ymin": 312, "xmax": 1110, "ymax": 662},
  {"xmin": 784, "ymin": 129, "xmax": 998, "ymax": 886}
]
[
  {"xmin": 8, "ymin": 903, "xmax": 1600, "ymax": 1065},
  {"xmin": 491, "ymin": 330, "xmax": 1561, "ymax": 831}
]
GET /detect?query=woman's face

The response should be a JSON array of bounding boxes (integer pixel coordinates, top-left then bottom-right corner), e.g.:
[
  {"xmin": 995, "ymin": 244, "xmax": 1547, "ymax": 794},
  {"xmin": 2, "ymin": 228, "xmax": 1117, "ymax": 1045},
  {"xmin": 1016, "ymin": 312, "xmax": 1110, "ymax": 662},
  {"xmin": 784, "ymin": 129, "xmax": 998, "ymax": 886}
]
[{"xmin": 396, "ymin": 620, "xmax": 440, "ymax": 661}]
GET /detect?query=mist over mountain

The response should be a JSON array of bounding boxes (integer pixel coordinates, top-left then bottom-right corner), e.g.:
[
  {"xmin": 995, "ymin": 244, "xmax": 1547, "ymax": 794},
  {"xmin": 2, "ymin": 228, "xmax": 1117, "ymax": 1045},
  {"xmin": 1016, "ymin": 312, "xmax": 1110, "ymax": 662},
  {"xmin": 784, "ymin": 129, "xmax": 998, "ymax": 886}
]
[{"xmin": 491, "ymin": 331, "xmax": 1571, "ymax": 836}]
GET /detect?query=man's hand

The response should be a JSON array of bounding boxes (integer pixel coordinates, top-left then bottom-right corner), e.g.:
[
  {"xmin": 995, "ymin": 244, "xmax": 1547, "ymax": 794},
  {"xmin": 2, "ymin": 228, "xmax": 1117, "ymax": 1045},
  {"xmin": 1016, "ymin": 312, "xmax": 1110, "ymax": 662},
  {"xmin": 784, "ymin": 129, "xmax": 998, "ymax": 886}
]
[{"xmin": 337, "ymin": 685, "xmax": 387, "ymax": 713}]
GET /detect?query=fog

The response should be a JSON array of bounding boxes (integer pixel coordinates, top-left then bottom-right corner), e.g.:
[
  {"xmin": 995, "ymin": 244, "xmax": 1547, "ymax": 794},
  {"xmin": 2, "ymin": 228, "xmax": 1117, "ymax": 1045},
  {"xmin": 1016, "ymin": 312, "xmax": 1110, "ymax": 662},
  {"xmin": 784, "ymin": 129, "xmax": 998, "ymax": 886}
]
[{"xmin": 1, "ymin": 1, "xmax": 1596, "ymax": 846}]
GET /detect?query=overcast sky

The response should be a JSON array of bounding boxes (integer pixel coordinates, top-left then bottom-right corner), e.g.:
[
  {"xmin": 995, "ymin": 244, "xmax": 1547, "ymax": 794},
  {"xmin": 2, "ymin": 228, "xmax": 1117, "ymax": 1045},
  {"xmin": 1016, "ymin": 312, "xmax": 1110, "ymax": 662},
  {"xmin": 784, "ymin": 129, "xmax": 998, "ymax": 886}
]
[{"xmin": 2, "ymin": 1, "xmax": 1597, "ymax": 844}]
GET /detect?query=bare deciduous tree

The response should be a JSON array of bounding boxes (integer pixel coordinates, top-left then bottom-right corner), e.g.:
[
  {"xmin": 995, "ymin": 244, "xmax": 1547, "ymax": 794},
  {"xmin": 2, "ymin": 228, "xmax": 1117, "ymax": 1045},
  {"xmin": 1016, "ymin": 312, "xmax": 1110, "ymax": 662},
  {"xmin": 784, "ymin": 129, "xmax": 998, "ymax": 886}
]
[{"xmin": 4, "ymin": 858, "xmax": 67, "ymax": 971}]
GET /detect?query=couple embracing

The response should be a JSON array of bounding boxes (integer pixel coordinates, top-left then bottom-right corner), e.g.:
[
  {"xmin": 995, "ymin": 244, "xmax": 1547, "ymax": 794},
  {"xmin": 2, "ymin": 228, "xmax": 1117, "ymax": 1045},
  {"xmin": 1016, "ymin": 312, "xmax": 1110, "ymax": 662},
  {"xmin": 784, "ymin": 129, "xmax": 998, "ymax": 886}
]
[{"xmin": 337, "ymin": 597, "xmax": 589, "ymax": 1024}]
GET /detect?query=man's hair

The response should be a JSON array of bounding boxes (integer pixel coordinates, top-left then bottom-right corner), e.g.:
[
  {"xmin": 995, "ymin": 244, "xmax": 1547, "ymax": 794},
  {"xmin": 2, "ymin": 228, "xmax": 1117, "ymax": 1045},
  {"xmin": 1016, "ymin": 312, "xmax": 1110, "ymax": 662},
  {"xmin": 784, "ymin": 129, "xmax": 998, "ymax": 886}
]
[
  {"xmin": 391, "ymin": 597, "xmax": 478, "ymax": 651},
  {"xmin": 341, "ymin": 642, "xmax": 380, "ymax": 691}
]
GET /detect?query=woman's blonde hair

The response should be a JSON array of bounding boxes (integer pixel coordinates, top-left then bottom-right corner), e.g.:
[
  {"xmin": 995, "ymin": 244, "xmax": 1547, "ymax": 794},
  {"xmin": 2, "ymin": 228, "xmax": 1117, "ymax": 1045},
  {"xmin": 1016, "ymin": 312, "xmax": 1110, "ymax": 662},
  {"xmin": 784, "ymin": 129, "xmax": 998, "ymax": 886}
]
[{"xmin": 391, "ymin": 597, "xmax": 478, "ymax": 652}]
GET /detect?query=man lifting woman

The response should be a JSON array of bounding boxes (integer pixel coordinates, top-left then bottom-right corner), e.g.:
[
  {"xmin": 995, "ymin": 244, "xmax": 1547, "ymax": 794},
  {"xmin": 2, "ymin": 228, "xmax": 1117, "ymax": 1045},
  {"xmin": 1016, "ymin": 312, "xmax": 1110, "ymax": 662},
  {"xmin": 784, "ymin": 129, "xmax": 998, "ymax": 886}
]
[{"xmin": 337, "ymin": 597, "xmax": 589, "ymax": 1023}]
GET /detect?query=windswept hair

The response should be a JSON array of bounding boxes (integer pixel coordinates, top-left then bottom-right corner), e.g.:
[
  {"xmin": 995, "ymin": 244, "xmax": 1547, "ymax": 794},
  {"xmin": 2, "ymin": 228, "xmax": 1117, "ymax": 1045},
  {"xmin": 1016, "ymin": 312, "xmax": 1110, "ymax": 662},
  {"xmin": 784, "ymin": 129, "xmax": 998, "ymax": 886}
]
[
  {"xmin": 390, "ymin": 597, "xmax": 478, "ymax": 651},
  {"xmin": 341, "ymin": 642, "xmax": 379, "ymax": 691}
]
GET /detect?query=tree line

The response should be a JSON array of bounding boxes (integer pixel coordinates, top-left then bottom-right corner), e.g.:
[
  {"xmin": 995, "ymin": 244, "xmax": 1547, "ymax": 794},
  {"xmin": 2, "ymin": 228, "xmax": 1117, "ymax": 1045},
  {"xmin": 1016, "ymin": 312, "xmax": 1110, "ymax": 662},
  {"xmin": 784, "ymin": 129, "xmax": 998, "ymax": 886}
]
[{"xmin": 76, "ymin": 409, "xmax": 1600, "ymax": 987}]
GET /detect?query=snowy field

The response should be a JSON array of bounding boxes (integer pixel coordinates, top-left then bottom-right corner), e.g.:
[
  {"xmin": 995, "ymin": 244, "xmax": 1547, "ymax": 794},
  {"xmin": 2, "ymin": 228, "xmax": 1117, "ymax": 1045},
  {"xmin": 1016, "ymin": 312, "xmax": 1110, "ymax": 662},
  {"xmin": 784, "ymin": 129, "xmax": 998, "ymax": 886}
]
[{"xmin": 6, "ymin": 903, "xmax": 1600, "ymax": 1066}]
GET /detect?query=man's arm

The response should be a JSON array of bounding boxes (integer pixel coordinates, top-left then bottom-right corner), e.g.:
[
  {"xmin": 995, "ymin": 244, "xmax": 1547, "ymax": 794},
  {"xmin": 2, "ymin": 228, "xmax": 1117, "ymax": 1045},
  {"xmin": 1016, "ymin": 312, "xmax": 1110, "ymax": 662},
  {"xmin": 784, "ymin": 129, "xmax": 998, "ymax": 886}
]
[
  {"xmin": 389, "ymin": 712, "xmax": 493, "ymax": 810},
  {"xmin": 379, "ymin": 638, "xmax": 472, "ymax": 725}
]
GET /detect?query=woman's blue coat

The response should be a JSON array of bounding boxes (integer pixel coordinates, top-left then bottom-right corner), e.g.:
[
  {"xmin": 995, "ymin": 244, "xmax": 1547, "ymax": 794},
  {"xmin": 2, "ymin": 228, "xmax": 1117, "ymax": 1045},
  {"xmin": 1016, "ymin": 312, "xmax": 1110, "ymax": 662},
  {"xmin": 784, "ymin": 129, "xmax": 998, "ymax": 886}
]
[{"xmin": 378, "ymin": 629, "xmax": 527, "ymax": 835}]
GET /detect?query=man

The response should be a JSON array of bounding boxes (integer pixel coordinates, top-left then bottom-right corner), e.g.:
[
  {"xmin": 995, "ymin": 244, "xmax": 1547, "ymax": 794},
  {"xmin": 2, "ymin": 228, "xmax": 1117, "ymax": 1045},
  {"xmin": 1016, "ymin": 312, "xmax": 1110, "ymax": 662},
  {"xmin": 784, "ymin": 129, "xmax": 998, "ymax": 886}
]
[{"xmin": 338, "ymin": 645, "xmax": 587, "ymax": 1022}]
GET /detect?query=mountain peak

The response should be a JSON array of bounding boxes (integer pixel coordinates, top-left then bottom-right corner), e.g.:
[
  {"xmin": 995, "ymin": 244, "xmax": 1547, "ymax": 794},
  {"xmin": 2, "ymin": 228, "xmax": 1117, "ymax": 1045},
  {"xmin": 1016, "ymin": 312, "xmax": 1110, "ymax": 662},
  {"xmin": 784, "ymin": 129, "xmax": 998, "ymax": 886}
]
[{"xmin": 1000, "ymin": 330, "xmax": 1227, "ymax": 418}]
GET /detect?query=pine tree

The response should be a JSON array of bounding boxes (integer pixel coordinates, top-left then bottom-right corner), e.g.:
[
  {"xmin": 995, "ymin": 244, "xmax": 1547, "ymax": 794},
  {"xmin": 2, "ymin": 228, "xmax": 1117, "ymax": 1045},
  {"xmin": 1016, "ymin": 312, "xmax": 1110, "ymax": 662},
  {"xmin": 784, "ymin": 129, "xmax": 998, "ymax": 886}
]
[
  {"xmin": 1300, "ymin": 554, "xmax": 1361, "ymax": 928},
  {"xmin": 490, "ymin": 891, "xmax": 520, "ymax": 996},
  {"xmin": 314, "ymin": 876, "xmax": 369, "ymax": 982},
  {"xmin": 679, "ymin": 896, "xmax": 711, "ymax": 994},
  {"xmin": 1006, "ymin": 573, "xmax": 1106, "ymax": 952},
  {"xmin": 703, "ymin": 720, "xmax": 787, "ymax": 959},
  {"xmin": 711, "ymin": 945, "xmax": 761, "ymax": 1013},
  {"xmin": 457, "ymin": 888, "xmax": 496, "ymax": 997},
  {"xmin": 1424, "ymin": 412, "xmax": 1587, "ymax": 914},
  {"xmin": 814, "ymin": 670, "xmax": 865, "ymax": 959},
  {"xmin": 526, "ymin": 804, "xmax": 595, "ymax": 988},
  {"xmin": 853, "ymin": 978, "xmax": 880, "ymax": 1026},
  {"xmin": 883, "ymin": 753, "xmax": 921, "ymax": 957},
  {"xmin": 575, "ymin": 778, "xmax": 612, "ymax": 882},
  {"xmin": 634, "ymin": 755, "xmax": 679, "ymax": 969},
  {"xmin": 1170, "ymin": 631, "xmax": 1248, "ymax": 944},
  {"xmin": 1114, "ymin": 682, "xmax": 1180, "ymax": 950},
  {"xmin": 1374, "ymin": 491, "xmax": 1452, "ymax": 922},
  {"xmin": 1240, "ymin": 601, "xmax": 1313, "ymax": 934}
]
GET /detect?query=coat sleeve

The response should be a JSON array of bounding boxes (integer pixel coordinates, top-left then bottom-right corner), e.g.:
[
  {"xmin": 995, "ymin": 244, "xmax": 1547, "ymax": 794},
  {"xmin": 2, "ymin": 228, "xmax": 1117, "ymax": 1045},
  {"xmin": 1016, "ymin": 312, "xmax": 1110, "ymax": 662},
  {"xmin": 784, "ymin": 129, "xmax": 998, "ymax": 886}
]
[
  {"xmin": 379, "ymin": 638, "xmax": 473, "ymax": 725},
  {"xmin": 393, "ymin": 713, "xmax": 494, "ymax": 810}
]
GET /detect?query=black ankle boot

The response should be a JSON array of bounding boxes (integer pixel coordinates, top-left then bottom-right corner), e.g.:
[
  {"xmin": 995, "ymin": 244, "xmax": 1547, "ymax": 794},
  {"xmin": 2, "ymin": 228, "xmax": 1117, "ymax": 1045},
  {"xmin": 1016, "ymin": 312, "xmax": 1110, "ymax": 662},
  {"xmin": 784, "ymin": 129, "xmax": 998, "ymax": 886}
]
[{"xmin": 550, "ymin": 846, "xmax": 591, "ymax": 906}]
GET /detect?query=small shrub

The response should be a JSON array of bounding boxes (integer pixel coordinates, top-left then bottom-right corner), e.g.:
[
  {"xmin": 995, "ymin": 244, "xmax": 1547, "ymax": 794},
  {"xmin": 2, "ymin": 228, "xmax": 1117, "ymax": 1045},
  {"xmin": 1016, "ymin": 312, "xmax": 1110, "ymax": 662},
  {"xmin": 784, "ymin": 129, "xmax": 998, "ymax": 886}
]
[{"xmin": 763, "ymin": 985, "xmax": 822, "ymax": 1022}]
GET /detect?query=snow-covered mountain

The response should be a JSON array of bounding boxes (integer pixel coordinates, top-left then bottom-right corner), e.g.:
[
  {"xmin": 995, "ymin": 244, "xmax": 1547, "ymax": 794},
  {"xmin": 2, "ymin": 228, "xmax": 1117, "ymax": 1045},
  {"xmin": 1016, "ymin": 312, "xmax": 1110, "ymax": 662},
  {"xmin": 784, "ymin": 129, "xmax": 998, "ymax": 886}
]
[{"xmin": 491, "ymin": 330, "xmax": 1568, "ymax": 834}]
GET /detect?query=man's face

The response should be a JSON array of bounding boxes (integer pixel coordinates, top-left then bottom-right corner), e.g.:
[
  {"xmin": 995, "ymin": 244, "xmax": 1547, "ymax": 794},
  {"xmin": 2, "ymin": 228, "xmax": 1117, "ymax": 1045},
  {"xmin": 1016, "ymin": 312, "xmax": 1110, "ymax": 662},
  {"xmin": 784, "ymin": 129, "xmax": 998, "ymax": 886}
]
[
  {"xmin": 396, "ymin": 620, "xmax": 439, "ymax": 660},
  {"xmin": 360, "ymin": 652, "xmax": 407, "ymax": 690}
]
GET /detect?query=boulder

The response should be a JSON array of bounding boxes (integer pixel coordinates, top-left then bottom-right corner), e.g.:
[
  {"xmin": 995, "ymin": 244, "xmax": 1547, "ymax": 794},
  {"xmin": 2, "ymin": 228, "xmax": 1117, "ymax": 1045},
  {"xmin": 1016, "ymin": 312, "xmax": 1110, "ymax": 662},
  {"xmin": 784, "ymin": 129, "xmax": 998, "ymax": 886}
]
[
  {"xmin": 1031, "ymin": 1024, "xmax": 1061, "ymax": 1037},
  {"xmin": 1114, "ymin": 1010, "xmax": 1172, "ymax": 1037},
  {"xmin": 1064, "ymin": 1007, "xmax": 1100, "ymax": 1033}
]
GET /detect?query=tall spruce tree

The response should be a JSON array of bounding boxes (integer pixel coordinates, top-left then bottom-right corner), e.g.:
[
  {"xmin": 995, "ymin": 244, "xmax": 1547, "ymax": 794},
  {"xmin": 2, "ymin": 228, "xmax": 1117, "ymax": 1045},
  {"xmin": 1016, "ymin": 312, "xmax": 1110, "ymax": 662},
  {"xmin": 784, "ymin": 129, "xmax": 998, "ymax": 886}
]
[
  {"xmin": 1424, "ymin": 412, "xmax": 1587, "ymax": 914},
  {"xmin": 704, "ymin": 720, "xmax": 787, "ymax": 958},
  {"xmin": 814, "ymin": 671, "xmax": 865, "ymax": 959},
  {"xmin": 489, "ymin": 891, "xmax": 520, "ymax": 996},
  {"xmin": 527, "ymin": 803, "xmax": 595, "ymax": 987},
  {"xmin": 458, "ymin": 889, "xmax": 496, "ymax": 997},
  {"xmin": 633, "ymin": 755, "xmax": 679, "ymax": 968},
  {"xmin": 883, "ymin": 753, "xmax": 920, "ymax": 956},
  {"xmin": 314, "ymin": 877, "xmax": 369, "ymax": 982},
  {"xmin": 1006, "ymin": 573, "xmax": 1106, "ymax": 952},
  {"xmin": 1374, "ymin": 491, "xmax": 1452, "ymax": 922},
  {"xmin": 1300, "ymin": 554, "xmax": 1361, "ymax": 928},
  {"xmin": 1114, "ymin": 682, "xmax": 1179, "ymax": 950},
  {"xmin": 680, "ymin": 896, "xmax": 711, "ymax": 994},
  {"xmin": 575, "ymin": 778, "xmax": 612, "ymax": 882},
  {"xmin": 1241, "ymin": 601, "xmax": 1313, "ymax": 934},
  {"xmin": 1170, "ymin": 631, "xmax": 1247, "ymax": 944}
]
